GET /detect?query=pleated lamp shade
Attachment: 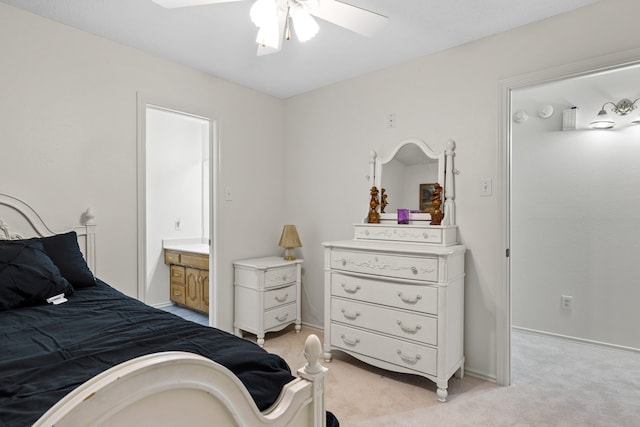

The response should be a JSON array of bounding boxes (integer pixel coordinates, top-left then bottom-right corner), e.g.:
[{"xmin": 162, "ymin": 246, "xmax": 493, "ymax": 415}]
[{"xmin": 278, "ymin": 225, "xmax": 302, "ymax": 260}]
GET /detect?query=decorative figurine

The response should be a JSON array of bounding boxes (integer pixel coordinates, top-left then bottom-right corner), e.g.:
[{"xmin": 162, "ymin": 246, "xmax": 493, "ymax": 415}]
[
  {"xmin": 380, "ymin": 188, "xmax": 388, "ymax": 213},
  {"xmin": 430, "ymin": 183, "xmax": 444, "ymax": 225},
  {"xmin": 367, "ymin": 186, "xmax": 380, "ymax": 224}
]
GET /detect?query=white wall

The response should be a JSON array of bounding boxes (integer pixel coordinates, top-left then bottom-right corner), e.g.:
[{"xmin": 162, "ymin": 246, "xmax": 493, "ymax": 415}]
[
  {"xmin": 511, "ymin": 68, "xmax": 640, "ymax": 350},
  {"xmin": 0, "ymin": 3, "xmax": 286, "ymax": 332},
  {"xmin": 284, "ymin": 0, "xmax": 640, "ymax": 380},
  {"xmin": 146, "ymin": 107, "xmax": 208, "ymax": 307}
]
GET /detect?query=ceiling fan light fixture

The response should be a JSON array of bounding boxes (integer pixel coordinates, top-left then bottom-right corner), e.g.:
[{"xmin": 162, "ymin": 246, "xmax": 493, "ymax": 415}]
[
  {"xmin": 256, "ymin": 20, "xmax": 280, "ymax": 49},
  {"xmin": 250, "ymin": 0, "xmax": 276, "ymax": 27},
  {"xmin": 290, "ymin": 3, "xmax": 319, "ymax": 42}
]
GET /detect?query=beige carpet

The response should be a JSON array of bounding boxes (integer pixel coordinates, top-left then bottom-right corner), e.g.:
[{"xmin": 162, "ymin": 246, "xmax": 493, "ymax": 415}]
[{"xmin": 243, "ymin": 326, "xmax": 640, "ymax": 427}]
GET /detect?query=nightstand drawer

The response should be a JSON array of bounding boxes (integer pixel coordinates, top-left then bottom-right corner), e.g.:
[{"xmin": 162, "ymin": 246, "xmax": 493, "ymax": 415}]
[
  {"xmin": 264, "ymin": 266, "xmax": 297, "ymax": 288},
  {"xmin": 170, "ymin": 265, "xmax": 185, "ymax": 285},
  {"xmin": 330, "ymin": 250, "xmax": 438, "ymax": 282},
  {"xmin": 264, "ymin": 283, "xmax": 297, "ymax": 310},
  {"xmin": 264, "ymin": 302, "xmax": 297, "ymax": 330}
]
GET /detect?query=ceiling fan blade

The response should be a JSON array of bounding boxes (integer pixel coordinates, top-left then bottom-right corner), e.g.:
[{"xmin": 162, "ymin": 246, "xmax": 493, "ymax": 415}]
[
  {"xmin": 256, "ymin": 0, "xmax": 288, "ymax": 56},
  {"xmin": 310, "ymin": 0, "xmax": 388, "ymax": 37},
  {"xmin": 151, "ymin": 0, "xmax": 245, "ymax": 8}
]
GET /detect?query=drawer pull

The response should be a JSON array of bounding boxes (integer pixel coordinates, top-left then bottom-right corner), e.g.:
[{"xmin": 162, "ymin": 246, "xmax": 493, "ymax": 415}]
[
  {"xmin": 341, "ymin": 283, "xmax": 361, "ymax": 294},
  {"xmin": 274, "ymin": 293, "xmax": 289, "ymax": 303},
  {"xmin": 172, "ymin": 271, "xmax": 181, "ymax": 277},
  {"xmin": 340, "ymin": 258, "xmax": 347, "ymax": 266},
  {"xmin": 397, "ymin": 292, "xmax": 422, "ymax": 304},
  {"xmin": 396, "ymin": 349, "xmax": 421, "ymax": 365},
  {"xmin": 173, "ymin": 290, "xmax": 182, "ymax": 296},
  {"xmin": 397, "ymin": 320, "xmax": 422, "ymax": 334},
  {"xmin": 422, "ymin": 232, "xmax": 429, "ymax": 239},
  {"xmin": 341, "ymin": 308, "xmax": 360, "ymax": 320},
  {"xmin": 411, "ymin": 266, "xmax": 418, "ymax": 274},
  {"xmin": 340, "ymin": 333, "xmax": 360, "ymax": 346},
  {"xmin": 275, "ymin": 313, "xmax": 289, "ymax": 322}
]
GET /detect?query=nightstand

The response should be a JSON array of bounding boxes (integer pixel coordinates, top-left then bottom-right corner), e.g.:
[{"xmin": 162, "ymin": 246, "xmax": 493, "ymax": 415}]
[{"xmin": 233, "ymin": 256, "xmax": 303, "ymax": 347}]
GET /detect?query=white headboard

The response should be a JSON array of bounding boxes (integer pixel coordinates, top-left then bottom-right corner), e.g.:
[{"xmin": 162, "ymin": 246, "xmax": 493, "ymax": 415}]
[{"xmin": 0, "ymin": 194, "xmax": 96, "ymax": 272}]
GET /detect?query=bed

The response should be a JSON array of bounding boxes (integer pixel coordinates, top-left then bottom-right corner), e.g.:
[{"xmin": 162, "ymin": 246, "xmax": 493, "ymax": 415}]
[{"xmin": 0, "ymin": 194, "xmax": 336, "ymax": 427}]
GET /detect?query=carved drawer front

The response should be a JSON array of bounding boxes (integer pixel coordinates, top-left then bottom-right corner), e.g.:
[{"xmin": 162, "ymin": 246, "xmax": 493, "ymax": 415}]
[
  {"xmin": 264, "ymin": 302, "xmax": 297, "ymax": 330},
  {"xmin": 355, "ymin": 225, "xmax": 444, "ymax": 244},
  {"xmin": 170, "ymin": 284, "xmax": 186, "ymax": 305},
  {"xmin": 331, "ymin": 298, "xmax": 437, "ymax": 345},
  {"xmin": 170, "ymin": 265, "xmax": 185, "ymax": 285},
  {"xmin": 331, "ymin": 273, "xmax": 438, "ymax": 315},
  {"xmin": 264, "ymin": 266, "xmax": 297, "ymax": 289},
  {"xmin": 331, "ymin": 323, "xmax": 437, "ymax": 376},
  {"xmin": 330, "ymin": 250, "xmax": 438, "ymax": 282},
  {"xmin": 264, "ymin": 283, "xmax": 297, "ymax": 310}
]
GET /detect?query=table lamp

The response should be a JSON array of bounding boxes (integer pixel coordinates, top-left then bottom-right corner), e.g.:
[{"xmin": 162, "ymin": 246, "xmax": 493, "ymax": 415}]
[{"xmin": 278, "ymin": 225, "xmax": 302, "ymax": 261}]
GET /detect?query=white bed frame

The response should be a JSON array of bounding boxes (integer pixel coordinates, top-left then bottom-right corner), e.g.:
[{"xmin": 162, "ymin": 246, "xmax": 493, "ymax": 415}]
[{"xmin": 0, "ymin": 193, "xmax": 328, "ymax": 427}]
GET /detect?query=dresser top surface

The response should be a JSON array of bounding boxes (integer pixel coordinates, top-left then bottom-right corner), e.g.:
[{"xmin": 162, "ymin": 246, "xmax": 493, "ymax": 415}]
[{"xmin": 322, "ymin": 239, "xmax": 466, "ymax": 254}]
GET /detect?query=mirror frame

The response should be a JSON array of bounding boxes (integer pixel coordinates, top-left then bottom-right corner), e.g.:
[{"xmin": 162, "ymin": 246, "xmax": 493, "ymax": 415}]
[{"xmin": 370, "ymin": 138, "xmax": 456, "ymax": 226}]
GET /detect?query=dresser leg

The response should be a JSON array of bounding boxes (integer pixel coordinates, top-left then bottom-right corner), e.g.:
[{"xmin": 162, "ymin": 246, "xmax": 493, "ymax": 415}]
[
  {"xmin": 257, "ymin": 335, "xmax": 265, "ymax": 348},
  {"xmin": 295, "ymin": 322, "xmax": 301, "ymax": 333},
  {"xmin": 436, "ymin": 387, "xmax": 448, "ymax": 402},
  {"xmin": 324, "ymin": 351, "xmax": 332, "ymax": 363},
  {"xmin": 234, "ymin": 327, "xmax": 242, "ymax": 338}
]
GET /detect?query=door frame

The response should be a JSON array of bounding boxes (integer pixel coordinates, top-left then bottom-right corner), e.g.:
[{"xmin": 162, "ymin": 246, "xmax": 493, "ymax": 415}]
[
  {"xmin": 136, "ymin": 93, "xmax": 222, "ymax": 327},
  {"xmin": 497, "ymin": 48, "xmax": 640, "ymax": 386}
]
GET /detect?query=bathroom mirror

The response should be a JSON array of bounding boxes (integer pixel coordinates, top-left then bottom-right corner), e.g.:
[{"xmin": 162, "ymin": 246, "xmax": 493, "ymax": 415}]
[{"xmin": 370, "ymin": 138, "xmax": 456, "ymax": 226}]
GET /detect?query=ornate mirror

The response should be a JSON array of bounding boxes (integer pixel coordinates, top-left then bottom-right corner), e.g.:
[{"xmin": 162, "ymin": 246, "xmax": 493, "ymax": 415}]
[{"xmin": 369, "ymin": 138, "xmax": 456, "ymax": 226}]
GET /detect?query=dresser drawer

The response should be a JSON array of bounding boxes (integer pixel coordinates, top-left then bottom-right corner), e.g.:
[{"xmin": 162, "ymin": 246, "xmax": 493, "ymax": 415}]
[
  {"xmin": 264, "ymin": 283, "xmax": 297, "ymax": 310},
  {"xmin": 331, "ymin": 272, "xmax": 438, "ymax": 315},
  {"xmin": 331, "ymin": 298, "xmax": 437, "ymax": 345},
  {"xmin": 331, "ymin": 323, "xmax": 437, "ymax": 376},
  {"xmin": 170, "ymin": 265, "xmax": 185, "ymax": 285},
  {"xmin": 264, "ymin": 302, "xmax": 297, "ymax": 330},
  {"xmin": 264, "ymin": 266, "xmax": 297, "ymax": 289},
  {"xmin": 330, "ymin": 250, "xmax": 438, "ymax": 282},
  {"xmin": 170, "ymin": 284, "xmax": 186, "ymax": 305},
  {"xmin": 354, "ymin": 225, "xmax": 445, "ymax": 244}
]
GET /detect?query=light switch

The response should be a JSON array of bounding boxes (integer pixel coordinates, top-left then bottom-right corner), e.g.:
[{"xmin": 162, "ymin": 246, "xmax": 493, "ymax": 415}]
[{"xmin": 480, "ymin": 178, "xmax": 492, "ymax": 197}]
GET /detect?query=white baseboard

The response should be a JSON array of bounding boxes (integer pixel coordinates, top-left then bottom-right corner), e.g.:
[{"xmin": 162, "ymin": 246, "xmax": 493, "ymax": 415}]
[{"xmin": 513, "ymin": 326, "xmax": 640, "ymax": 354}]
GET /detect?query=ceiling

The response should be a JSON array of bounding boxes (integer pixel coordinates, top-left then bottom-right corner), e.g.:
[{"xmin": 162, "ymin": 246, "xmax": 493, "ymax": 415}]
[{"xmin": 1, "ymin": 0, "xmax": 599, "ymax": 98}]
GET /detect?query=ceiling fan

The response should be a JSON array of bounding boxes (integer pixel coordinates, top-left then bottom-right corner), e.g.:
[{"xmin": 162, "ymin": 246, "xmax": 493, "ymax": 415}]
[{"xmin": 151, "ymin": 0, "xmax": 388, "ymax": 56}]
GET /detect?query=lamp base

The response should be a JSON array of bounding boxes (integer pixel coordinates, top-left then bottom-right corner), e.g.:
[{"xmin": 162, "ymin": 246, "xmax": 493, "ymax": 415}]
[{"xmin": 283, "ymin": 247, "xmax": 296, "ymax": 261}]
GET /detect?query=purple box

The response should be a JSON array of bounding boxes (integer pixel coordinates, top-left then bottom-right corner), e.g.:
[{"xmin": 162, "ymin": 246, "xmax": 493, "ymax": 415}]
[{"xmin": 397, "ymin": 208, "xmax": 409, "ymax": 224}]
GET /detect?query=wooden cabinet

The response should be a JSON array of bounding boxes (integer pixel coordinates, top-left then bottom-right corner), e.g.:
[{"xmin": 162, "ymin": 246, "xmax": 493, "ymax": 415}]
[
  {"xmin": 323, "ymin": 239, "xmax": 465, "ymax": 402},
  {"xmin": 233, "ymin": 257, "xmax": 302, "ymax": 347},
  {"xmin": 164, "ymin": 249, "xmax": 209, "ymax": 314}
]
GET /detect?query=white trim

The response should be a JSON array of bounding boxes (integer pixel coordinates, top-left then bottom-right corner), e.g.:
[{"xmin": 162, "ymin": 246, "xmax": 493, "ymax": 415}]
[
  {"xmin": 498, "ymin": 48, "xmax": 640, "ymax": 386},
  {"xmin": 513, "ymin": 326, "xmax": 640, "ymax": 355},
  {"xmin": 136, "ymin": 93, "xmax": 222, "ymax": 328}
]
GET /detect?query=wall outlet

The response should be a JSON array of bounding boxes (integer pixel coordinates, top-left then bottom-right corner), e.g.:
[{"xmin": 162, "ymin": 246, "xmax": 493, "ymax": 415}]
[
  {"xmin": 387, "ymin": 113, "xmax": 396, "ymax": 128},
  {"xmin": 561, "ymin": 295, "xmax": 573, "ymax": 310},
  {"xmin": 224, "ymin": 186, "xmax": 232, "ymax": 201}
]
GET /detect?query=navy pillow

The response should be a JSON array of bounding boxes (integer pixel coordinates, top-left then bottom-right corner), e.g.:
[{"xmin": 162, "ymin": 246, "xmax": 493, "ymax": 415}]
[
  {"xmin": 39, "ymin": 231, "xmax": 96, "ymax": 288},
  {"xmin": 0, "ymin": 239, "xmax": 74, "ymax": 311}
]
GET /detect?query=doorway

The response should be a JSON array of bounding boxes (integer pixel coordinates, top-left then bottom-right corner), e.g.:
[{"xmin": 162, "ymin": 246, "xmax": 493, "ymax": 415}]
[
  {"xmin": 137, "ymin": 98, "xmax": 219, "ymax": 327},
  {"xmin": 498, "ymin": 49, "xmax": 640, "ymax": 385}
]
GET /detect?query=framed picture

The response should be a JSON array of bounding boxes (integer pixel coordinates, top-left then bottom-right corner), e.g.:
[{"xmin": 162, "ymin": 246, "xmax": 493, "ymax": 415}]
[{"xmin": 419, "ymin": 183, "xmax": 436, "ymax": 213}]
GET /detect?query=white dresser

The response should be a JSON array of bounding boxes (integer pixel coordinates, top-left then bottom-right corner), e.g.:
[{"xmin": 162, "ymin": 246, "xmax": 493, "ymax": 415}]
[
  {"xmin": 233, "ymin": 256, "xmax": 302, "ymax": 347},
  {"xmin": 323, "ymin": 138, "xmax": 465, "ymax": 402}
]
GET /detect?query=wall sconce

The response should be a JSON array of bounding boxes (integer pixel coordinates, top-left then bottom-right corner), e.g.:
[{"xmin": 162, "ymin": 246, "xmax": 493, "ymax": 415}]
[
  {"xmin": 589, "ymin": 98, "xmax": 640, "ymax": 129},
  {"xmin": 278, "ymin": 224, "xmax": 302, "ymax": 261}
]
